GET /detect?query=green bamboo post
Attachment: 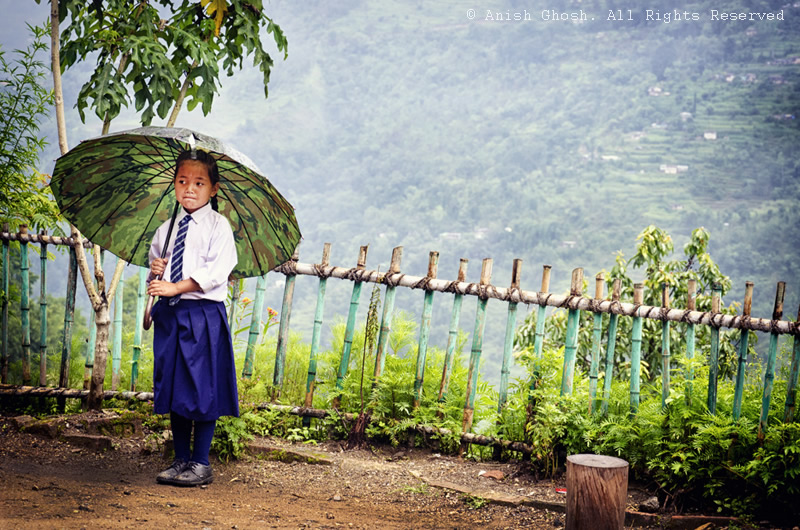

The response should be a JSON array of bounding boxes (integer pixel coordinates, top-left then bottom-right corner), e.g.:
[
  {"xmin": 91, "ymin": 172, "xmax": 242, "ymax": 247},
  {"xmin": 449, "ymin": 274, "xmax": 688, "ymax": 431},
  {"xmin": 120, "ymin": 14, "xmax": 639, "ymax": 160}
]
[
  {"xmin": 685, "ymin": 279, "xmax": 697, "ymax": 407},
  {"xmin": 588, "ymin": 273, "xmax": 604, "ymax": 413},
  {"xmin": 1, "ymin": 223, "xmax": 9, "ymax": 383},
  {"xmin": 732, "ymin": 282, "xmax": 754, "ymax": 421},
  {"xmin": 498, "ymin": 259, "xmax": 522, "ymax": 414},
  {"xmin": 228, "ymin": 279, "xmax": 241, "ymax": 328},
  {"xmin": 661, "ymin": 283, "xmax": 671, "ymax": 409},
  {"xmin": 111, "ymin": 262, "xmax": 124, "ymax": 391},
  {"xmin": 759, "ymin": 282, "xmax": 785, "ymax": 438},
  {"xmin": 560, "ymin": 268, "xmax": 583, "ymax": 396},
  {"xmin": 20, "ymin": 225, "xmax": 31, "ymax": 385},
  {"xmin": 333, "ymin": 245, "xmax": 368, "ymax": 407},
  {"xmin": 413, "ymin": 251, "xmax": 439, "ymax": 409},
  {"xmin": 373, "ymin": 246, "xmax": 403, "ymax": 387},
  {"xmin": 272, "ymin": 248, "xmax": 300, "ymax": 401},
  {"xmin": 707, "ymin": 284, "xmax": 722, "ymax": 414},
  {"xmin": 601, "ymin": 279, "xmax": 622, "ymax": 415},
  {"xmin": 242, "ymin": 274, "xmax": 268, "ymax": 379},
  {"xmin": 437, "ymin": 258, "xmax": 468, "ymax": 404},
  {"xmin": 533, "ymin": 265, "xmax": 552, "ymax": 364},
  {"xmin": 130, "ymin": 267, "xmax": 146, "ymax": 391},
  {"xmin": 304, "ymin": 243, "xmax": 332, "ymax": 426},
  {"xmin": 462, "ymin": 258, "xmax": 492, "ymax": 434},
  {"xmin": 38, "ymin": 230, "xmax": 48, "ymax": 386},
  {"xmin": 783, "ymin": 305, "xmax": 800, "ymax": 423},
  {"xmin": 527, "ymin": 265, "xmax": 552, "ymax": 421},
  {"xmin": 83, "ymin": 248, "xmax": 102, "ymax": 390},
  {"xmin": 630, "ymin": 283, "xmax": 644, "ymax": 415}
]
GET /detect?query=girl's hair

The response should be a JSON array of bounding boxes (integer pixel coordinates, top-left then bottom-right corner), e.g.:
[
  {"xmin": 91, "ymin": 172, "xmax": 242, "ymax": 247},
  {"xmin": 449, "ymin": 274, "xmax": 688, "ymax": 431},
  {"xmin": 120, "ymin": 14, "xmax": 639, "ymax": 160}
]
[{"xmin": 175, "ymin": 150, "xmax": 221, "ymax": 211}]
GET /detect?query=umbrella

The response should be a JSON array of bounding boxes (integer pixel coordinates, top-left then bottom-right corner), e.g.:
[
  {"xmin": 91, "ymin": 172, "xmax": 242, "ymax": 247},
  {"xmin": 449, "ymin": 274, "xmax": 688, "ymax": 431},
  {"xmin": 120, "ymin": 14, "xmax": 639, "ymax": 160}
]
[{"xmin": 50, "ymin": 126, "xmax": 301, "ymax": 279}]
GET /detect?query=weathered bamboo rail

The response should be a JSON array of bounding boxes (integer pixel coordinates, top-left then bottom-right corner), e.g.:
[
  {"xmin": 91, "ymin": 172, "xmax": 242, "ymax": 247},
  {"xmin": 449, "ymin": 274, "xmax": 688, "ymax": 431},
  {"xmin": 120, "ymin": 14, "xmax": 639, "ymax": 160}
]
[
  {"xmin": 273, "ymin": 260, "xmax": 797, "ymax": 335},
  {"xmin": 2, "ymin": 230, "xmax": 800, "ymax": 454}
]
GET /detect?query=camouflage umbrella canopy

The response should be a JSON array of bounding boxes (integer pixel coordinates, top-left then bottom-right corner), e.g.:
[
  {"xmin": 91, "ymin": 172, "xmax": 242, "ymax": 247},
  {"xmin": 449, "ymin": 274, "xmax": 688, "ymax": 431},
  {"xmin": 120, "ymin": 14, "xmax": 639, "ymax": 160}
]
[{"xmin": 50, "ymin": 127, "xmax": 301, "ymax": 278}]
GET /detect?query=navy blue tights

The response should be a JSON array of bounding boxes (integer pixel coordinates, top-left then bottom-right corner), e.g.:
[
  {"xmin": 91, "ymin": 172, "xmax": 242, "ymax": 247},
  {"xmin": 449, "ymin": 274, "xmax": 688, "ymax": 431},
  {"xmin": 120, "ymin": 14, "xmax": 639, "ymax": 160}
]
[{"xmin": 170, "ymin": 412, "xmax": 216, "ymax": 466}]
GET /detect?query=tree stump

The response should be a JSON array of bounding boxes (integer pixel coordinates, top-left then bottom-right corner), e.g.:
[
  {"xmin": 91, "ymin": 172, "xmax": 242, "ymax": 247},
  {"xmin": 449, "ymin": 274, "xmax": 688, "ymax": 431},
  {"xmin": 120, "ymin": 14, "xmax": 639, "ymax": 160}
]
[{"xmin": 566, "ymin": 454, "xmax": 629, "ymax": 530}]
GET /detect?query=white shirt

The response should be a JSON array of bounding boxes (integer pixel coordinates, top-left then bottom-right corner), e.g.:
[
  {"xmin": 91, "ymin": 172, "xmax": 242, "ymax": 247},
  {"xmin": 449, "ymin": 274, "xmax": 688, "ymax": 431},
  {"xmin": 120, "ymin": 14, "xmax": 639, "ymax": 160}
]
[{"xmin": 148, "ymin": 202, "xmax": 237, "ymax": 302}]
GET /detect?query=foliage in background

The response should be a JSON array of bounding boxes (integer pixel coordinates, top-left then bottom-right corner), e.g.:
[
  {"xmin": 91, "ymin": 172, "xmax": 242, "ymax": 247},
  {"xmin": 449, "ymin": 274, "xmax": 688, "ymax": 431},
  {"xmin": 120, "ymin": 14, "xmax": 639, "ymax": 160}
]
[
  {"xmin": 48, "ymin": 0, "xmax": 287, "ymax": 125},
  {"xmin": 0, "ymin": 22, "xmax": 61, "ymax": 233},
  {"xmin": 509, "ymin": 333, "xmax": 800, "ymax": 521},
  {"xmin": 516, "ymin": 226, "xmax": 749, "ymax": 382}
]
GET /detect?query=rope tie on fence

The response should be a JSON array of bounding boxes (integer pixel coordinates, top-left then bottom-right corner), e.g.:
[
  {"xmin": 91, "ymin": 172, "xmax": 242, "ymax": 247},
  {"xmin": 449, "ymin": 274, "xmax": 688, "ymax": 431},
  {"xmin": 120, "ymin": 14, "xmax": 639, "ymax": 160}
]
[
  {"xmin": 383, "ymin": 271, "xmax": 404, "ymax": 288},
  {"xmin": 412, "ymin": 276, "xmax": 431, "ymax": 290},
  {"xmin": 659, "ymin": 307, "xmax": 670, "ymax": 322},
  {"xmin": 344, "ymin": 267, "xmax": 370, "ymax": 282},
  {"xmin": 312, "ymin": 263, "xmax": 333, "ymax": 279},
  {"xmin": 769, "ymin": 319, "xmax": 781, "ymax": 335},
  {"xmin": 442, "ymin": 280, "xmax": 460, "ymax": 293},
  {"xmin": 588, "ymin": 298, "xmax": 600, "ymax": 313},
  {"xmin": 710, "ymin": 312, "xmax": 724, "ymax": 328},
  {"xmin": 609, "ymin": 300, "xmax": 623, "ymax": 315},
  {"xmin": 506, "ymin": 286, "xmax": 521, "ymax": 303},
  {"xmin": 639, "ymin": 305, "xmax": 658, "ymax": 319},
  {"xmin": 541, "ymin": 292, "xmax": 554, "ymax": 308},
  {"xmin": 561, "ymin": 294, "xmax": 580, "ymax": 310},
  {"xmin": 740, "ymin": 315, "xmax": 752, "ymax": 331},
  {"xmin": 679, "ymin": 309, "xmax": 692, "ymax": 322},
  {"xmin": 478, "ymin": 283, "xmax": 499, "ymax": 300},
  {"xmin": 275, "ymin": 259, "xmax": 298, "ymax": 276}
]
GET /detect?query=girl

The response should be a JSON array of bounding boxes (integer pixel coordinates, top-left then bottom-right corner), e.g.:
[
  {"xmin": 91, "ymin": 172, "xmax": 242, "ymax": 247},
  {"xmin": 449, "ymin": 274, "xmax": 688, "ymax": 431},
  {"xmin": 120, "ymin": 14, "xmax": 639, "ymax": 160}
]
[{"xmin": 147, "ymin": 149, "xmax": 239, "ymax": 487}]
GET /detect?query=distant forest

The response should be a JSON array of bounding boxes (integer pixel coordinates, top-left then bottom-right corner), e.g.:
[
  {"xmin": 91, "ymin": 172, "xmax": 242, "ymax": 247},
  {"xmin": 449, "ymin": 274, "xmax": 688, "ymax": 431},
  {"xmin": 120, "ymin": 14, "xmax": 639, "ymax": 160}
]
[{"xmin": 243, "ymin": 0, "xmax": 800, "ymax": 315}]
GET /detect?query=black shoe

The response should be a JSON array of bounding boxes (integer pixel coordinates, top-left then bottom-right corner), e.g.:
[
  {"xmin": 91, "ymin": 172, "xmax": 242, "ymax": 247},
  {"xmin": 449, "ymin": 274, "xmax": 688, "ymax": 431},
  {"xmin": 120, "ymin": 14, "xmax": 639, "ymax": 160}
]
[
  {"xmin": 172, "ymin": 461, "xmax": 213, "ymax": 487},
  {"xmin": 156, "ymin": 459, "xmax": 188, "ymax": 485}
]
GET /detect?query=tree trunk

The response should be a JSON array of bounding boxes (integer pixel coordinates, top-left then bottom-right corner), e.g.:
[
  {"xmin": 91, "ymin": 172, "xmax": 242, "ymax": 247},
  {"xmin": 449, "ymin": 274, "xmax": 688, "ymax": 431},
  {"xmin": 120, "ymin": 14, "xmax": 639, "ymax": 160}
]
[
  {"xmin": 87, "ymin": 303, "xmax": 110, "ymax": 410},
  {"xmin": 566, "ymin": 454, "xmax": 628, "ymax": 530}
]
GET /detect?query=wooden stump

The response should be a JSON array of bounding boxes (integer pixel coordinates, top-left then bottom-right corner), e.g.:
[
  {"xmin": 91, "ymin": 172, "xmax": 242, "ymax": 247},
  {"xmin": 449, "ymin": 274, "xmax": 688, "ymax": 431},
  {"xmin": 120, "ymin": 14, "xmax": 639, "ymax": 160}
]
[{"xmin": 566, "ymin": 454, "xmax": 629, "ymax": 530}]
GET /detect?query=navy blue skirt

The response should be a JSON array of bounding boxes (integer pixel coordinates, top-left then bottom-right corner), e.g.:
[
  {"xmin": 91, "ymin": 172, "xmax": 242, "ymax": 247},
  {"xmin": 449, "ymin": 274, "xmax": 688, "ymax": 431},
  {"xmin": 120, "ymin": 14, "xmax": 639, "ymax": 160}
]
[{"xmin": 152, "ymin": 299, "xmax": 239, "ymax": 421}]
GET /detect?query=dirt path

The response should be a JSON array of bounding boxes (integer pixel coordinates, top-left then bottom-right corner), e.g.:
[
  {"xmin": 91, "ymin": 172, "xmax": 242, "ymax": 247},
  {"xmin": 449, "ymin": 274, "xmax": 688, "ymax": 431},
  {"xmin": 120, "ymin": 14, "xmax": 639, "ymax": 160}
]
[{"xmin": 0, "ymin": 412, "xmax": 657, "ymax": 529}]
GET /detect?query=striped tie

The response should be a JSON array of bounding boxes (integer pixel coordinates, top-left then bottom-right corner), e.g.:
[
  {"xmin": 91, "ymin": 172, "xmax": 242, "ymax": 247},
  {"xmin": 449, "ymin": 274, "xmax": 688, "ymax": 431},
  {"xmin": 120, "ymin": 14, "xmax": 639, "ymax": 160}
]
[{"xmin": 169, "ymin": 214, "xmax": 192, "ymax": 306}]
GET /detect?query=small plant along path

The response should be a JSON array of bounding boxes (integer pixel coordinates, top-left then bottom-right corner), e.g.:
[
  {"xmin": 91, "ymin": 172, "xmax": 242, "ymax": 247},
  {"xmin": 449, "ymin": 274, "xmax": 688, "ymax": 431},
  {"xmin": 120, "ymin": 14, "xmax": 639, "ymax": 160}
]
[{"xmin": 0, "ymin": 412, "xmax": 662, "ymax": 529}]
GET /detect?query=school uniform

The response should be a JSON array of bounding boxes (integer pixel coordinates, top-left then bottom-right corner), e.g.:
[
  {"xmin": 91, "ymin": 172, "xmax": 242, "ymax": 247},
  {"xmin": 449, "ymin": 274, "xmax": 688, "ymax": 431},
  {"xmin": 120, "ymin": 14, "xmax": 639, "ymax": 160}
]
[{"xmin": 148, "ymin": 202, "xmax": 239, "ymax": 422}]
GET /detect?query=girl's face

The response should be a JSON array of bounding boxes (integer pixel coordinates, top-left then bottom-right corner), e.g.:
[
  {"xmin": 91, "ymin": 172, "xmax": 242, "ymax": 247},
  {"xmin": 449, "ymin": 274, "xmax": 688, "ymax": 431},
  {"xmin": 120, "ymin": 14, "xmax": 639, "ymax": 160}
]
[{"xmin": 174, "ymin": 160, "xmax": 219, "ymax": 213}]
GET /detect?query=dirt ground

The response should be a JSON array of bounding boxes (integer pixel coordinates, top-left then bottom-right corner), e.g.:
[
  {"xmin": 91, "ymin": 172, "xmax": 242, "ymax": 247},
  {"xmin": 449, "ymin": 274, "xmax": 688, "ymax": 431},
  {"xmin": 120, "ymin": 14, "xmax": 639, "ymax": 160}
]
[{"xmin": 0, "ymin": 410, "xmax": 728, "ymax": 529}]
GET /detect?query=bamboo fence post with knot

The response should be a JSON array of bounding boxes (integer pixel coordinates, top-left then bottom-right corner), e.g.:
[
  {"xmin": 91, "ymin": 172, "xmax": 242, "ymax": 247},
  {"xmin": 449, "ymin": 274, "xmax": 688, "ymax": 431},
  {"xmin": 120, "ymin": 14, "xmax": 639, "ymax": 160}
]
[
  {"xmin": 629, "ymin": 283, "xmax": 644, "ymax": 414},
  {"xmin": 273, "ymin": 247, "xmax": 300, "ymax": 401},
  {"xmin": 733, "ymin": 282, "xmax": 754, "ymax": 421},
  {"xmin": 303, "ymin": 242, "xmax": 332, "ymax": 425},
  {"xmin": 437, "ymin": 258, "xmax": 468, "ymax": 405},
  {"xmin": 684, "ymin": 278, "xmax": 697, "ymax": 406},
  {"xmin": 372, "ymin": 246, "xmax": 402, "ymax": 388},
  {"xmin": 561, "ymin": 268, "xmax": 584, "ymax": 396},
  {"xmin": 413, "ymin": 251, "xmax": 439, "ymax": 409},
  {"xmin": 589, "ymin": 273, "xmax": 604, "ymax": 413},
  {"xmin": 759, "ymin": 281, "xmax": 785, "ymax": 438},
  {"xmin": 332, "ymin": 245, "xmax": 368, "ymax": 408},
  {"xmin": 602, "ymin": 278, "xmax": 621, "ymax": 416},
  {"xmin": 462, "ymin": 258, "xmax": 492, "ymax": 436}
]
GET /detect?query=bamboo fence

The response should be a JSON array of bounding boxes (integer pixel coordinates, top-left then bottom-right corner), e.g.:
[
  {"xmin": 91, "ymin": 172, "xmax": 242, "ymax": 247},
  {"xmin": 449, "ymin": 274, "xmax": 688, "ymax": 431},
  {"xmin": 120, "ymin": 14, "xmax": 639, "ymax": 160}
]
[{"xmin": 2, "ymin": 227, "xmax": 800, "ymax": 452}]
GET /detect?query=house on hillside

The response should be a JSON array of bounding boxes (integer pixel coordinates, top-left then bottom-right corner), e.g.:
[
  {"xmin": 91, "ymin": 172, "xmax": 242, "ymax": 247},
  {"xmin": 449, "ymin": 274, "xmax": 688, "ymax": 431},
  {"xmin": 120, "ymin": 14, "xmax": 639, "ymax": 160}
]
[
  {"xmin": 659, "ymin": 164, "xmax": 689, "ymax": 174},
  {"xmin": 704, "ymin": 131, "xmax": 717, "ymax": 140}
]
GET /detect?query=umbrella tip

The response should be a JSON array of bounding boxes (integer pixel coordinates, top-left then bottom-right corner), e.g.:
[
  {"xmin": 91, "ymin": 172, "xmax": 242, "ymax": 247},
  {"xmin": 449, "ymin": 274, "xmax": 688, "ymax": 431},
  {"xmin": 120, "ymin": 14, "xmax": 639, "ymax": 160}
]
[{"xmin": 187, "ymin": 134, "xmax": 198, "ymax": 159}]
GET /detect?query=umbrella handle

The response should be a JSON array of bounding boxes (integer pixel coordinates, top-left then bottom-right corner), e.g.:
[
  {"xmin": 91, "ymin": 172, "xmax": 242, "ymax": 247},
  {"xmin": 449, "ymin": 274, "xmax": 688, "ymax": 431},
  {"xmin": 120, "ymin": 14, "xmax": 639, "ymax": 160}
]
[{"xmin": 143, "ymin": 294, "xmax": 156, "ymax": 330}]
